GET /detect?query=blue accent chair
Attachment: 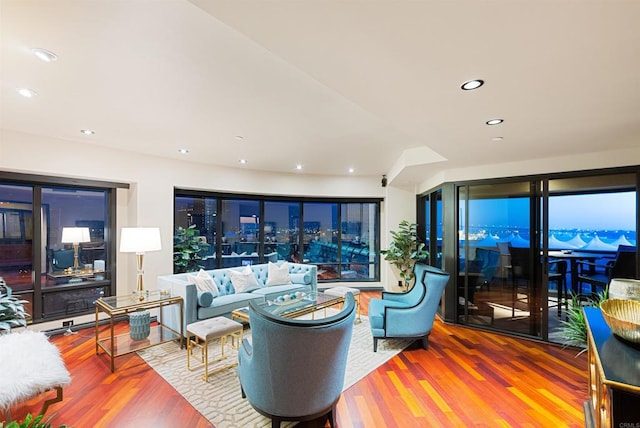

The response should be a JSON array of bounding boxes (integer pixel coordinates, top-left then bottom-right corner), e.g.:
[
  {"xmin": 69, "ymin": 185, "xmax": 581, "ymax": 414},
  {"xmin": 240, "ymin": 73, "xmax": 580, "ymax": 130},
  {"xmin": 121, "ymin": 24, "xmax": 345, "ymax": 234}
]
[
  {"xmin": 369, "ymin": 263, "xmax": 450, "ymax": 352},
  {"xmin": 238, "ymin": 294, "xmax": 356, "ymax": 428}
]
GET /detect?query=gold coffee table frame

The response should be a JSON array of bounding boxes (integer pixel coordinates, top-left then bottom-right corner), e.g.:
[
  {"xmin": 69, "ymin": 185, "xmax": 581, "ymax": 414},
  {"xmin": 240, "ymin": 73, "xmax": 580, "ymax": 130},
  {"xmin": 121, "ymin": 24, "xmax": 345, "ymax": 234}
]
[{"xmin": 232, "ymin": 292, "xmax": 345, "ymax": 323}]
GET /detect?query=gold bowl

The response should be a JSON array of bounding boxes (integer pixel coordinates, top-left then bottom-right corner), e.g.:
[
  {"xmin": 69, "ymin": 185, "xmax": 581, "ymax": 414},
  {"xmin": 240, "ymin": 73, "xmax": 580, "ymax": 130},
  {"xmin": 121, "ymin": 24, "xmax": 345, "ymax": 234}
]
[{"xmin": 600, "ymin": 299, "xmax": 640, "ymax": 344}]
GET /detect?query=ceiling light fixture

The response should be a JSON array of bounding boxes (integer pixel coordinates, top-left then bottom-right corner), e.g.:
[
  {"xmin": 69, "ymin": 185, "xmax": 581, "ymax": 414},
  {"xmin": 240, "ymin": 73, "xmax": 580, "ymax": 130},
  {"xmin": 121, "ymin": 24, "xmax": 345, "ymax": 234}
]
[
  {"xmin": 239, "ymin": 159, "xmax": 248, "ymax": 164},
  {"xmin": 80, "ymin": 129, "xmax": 95, "ymax": 135},
  {"xmin": 461, "ymin": 79, "xmax": 484, "ymax": 90},
  {"xmin": 486, "ymin": 119, "xmax": 504, "ymax": 125},
  {"xmin": 491, "ymin": 137, "xmax": 504, "ymax": 142},
  {"xmin": 177, "ymin": 148, "xmax": 189, "ymax": 154},
  {"xmin": 235, "ymin": 136, "xmax": 244, "ymax": 140},
  {"xmin": 16, "ymin": 88, "xmax": 37, "ymax": 98},
  {"xmin": 31, "ymin": 48, "xmax": 58, "ymax": 62},
  {"xmin": 348, "ymin": 168, "xmax": 355, "ymax": 173},
  {"xmin": 295, "ymin": 164, "xmax": 303, "ymax": 171}
]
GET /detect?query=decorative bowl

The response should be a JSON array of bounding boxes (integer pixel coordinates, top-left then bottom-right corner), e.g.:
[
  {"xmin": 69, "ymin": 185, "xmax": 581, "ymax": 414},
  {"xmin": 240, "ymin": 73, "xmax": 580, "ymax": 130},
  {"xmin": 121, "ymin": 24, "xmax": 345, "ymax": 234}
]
[
  {"xmin": 608, "ymin": 278, "xmax": 640, "ymax": 301},
  {"xmin": 600, "ymin": 299, "xmax": 640, "ymax": 344}
]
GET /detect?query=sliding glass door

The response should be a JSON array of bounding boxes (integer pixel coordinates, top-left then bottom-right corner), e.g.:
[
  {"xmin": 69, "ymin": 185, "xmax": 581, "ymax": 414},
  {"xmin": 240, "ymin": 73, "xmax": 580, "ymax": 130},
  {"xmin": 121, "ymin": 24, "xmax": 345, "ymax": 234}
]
[
  {"xmin": 458, "ymin": 181, "xmax": 543, "ymax": 338},
  {"xmin": 454, "ymin": 171, "xmax": 638, "ymax": 343}
]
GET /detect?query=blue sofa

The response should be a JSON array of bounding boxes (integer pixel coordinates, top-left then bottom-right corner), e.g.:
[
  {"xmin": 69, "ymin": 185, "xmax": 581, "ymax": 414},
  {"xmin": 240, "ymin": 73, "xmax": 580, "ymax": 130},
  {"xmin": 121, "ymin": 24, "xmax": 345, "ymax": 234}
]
[{"xmin": 158, "ymin": 262, "xmax": 318, "ymax": 336}]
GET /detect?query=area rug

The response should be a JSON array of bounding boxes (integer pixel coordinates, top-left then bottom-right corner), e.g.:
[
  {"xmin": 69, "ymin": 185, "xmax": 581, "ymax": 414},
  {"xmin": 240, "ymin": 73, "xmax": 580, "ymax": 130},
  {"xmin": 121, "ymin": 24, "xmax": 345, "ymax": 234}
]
[{"xmin": 138, "ymin": 315, "xmax": 411, "ymax": 428}]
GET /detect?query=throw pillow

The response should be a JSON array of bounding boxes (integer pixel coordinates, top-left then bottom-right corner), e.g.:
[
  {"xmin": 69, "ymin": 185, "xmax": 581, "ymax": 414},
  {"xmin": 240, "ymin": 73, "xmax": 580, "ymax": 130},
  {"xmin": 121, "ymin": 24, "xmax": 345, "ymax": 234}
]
[
  {"xmin": 228, "ymin": 265, "xmax": 260, "ymax": 293},
  {"xmin": 290, "ymin": 272, "xmax": 311, "ymax": 285},
  {"xmin": 197, "ymin": 291, "xmax": 214, "ymax": 307},
  {"xmin": 187, "ymin": 269, "xmax": 219, "ymax": 297},
  {"xmin": 266, "ymin": 261, "xmax": 291, "ymax": 286}
]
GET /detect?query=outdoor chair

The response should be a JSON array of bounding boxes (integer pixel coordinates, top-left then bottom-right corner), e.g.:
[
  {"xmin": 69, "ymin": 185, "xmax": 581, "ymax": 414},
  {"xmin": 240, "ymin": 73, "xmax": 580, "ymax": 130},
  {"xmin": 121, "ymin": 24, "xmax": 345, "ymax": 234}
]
[{"xmin": 576, "ymin": 246, "xmax": 637, "ymax": 298}]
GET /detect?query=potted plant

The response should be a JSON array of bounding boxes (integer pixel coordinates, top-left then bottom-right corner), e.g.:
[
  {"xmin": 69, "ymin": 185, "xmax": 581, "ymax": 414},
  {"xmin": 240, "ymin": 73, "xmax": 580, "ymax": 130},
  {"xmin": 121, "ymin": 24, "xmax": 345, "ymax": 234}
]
[
  {"xmin": 380, "ymin": 220, "xmax": 429, "ymax": 291},
  {"xmin": 559, "ymin": 291, "xmax": 608, "ymax": 353},
  {"xmin": 173, "ymin": 225, "xmax": 205, "ymax": 273},
  {"xmin": 0, "ymin": 279, "xmax": 28, "ymax": 334},
  {"xmin": 0, "ymin": 412, "xmax": 70, "ymax": 428}
]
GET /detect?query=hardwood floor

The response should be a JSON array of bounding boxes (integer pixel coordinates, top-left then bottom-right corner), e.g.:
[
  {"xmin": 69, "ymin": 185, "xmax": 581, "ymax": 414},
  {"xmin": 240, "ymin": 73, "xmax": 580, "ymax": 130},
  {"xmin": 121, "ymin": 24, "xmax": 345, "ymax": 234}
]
[{"xmin": 5, "ymin": 291, "xmax": 588, "ymax": 427}]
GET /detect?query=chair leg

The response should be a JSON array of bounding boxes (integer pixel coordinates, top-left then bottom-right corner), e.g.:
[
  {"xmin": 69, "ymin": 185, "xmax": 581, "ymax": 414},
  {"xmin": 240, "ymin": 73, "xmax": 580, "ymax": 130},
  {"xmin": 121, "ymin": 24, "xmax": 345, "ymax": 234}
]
[
  {"xmin": 241, "ymin": 385, "xmax": 246, "ymax": 398},
  {"xmin": 421, "ymin": 335, "xmax": 429, "ymax": 350},
  {"xmin": 271, "ymin": 417, "xmax": 281, "ymax": 428},
  {"xmin": 328, "ymin": 404, "xmax": 337, "ymax": 427},
  {"xmin": 373, "ymin": 337, "xmax": 378, "ymax": 352}
]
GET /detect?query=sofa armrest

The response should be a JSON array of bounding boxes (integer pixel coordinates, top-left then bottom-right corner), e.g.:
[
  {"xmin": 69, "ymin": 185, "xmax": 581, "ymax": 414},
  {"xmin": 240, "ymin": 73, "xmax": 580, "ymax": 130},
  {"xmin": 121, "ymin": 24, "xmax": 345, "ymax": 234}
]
[{"xmin": 158, "ymin": 275, "xmax": 197, "ymax": 337}]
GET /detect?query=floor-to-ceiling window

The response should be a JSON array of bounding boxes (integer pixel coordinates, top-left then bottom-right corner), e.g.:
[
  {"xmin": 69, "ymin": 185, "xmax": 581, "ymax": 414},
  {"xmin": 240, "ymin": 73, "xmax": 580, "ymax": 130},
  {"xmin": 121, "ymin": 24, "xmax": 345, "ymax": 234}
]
[
  {"xmin": 174, "ymin": 190, "xmax": 381, "ymax": 283},
  {"xmin": 0, "ymin": 173, "xmax": 121, "ymax": 324},
  {"xmin": 263, "ymin": 201, "xmax": 300, "ymax": 263},
  {"xmin": 423, "ymin": 167, "xmax": 639, "ymax": 344},
  {"xmin": 457, "ymin": 181, "xmax": 539, "ymax": 337}
]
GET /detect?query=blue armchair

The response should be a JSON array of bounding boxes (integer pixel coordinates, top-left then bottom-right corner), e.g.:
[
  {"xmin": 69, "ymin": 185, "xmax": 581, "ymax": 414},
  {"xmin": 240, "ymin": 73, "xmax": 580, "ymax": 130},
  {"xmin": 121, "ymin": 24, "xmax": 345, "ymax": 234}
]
[
  {"xmin": 238, "ymin": 294, "xmax": 356, "ymax": 427},
  {"xmin": 369, "ymin": 263, "xmax": 450, "ymax": 352}
]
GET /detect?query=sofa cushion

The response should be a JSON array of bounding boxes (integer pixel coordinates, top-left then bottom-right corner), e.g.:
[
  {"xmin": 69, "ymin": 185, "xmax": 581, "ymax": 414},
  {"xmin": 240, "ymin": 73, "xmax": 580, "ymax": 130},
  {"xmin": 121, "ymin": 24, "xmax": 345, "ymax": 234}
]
[
  {"xmin": 198, "ymin": 293, "xmax": 265, "ymax": 320},
  {"xmin": 197, "ymin": 291, "xmax": 214, "ymax": 307},
  {"xmin": 290, "ymin": 272, "xmax": 311, "ymax": 285},
  {"xmin": 266, "ymin": 261, "xmax": 291, "ymax": 286},
  {"xmin": 228, "ymin": 265, "xmax": 261, "ymax": 293},
  {"xmin": 187, "ymin": 269, "xmax": 219, "ymax": 297}
]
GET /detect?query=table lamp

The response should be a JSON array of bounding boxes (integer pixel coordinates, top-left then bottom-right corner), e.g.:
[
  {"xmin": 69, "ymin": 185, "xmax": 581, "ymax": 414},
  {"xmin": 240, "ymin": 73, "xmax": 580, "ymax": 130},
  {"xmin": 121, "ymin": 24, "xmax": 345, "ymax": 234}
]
[
  {"xmin": 119, "ymin": 227, "xmax": 162, "ymax": 298},
  {"xmin": 61, "ymin": 227, "xmax": 91, "ymax": 270}
]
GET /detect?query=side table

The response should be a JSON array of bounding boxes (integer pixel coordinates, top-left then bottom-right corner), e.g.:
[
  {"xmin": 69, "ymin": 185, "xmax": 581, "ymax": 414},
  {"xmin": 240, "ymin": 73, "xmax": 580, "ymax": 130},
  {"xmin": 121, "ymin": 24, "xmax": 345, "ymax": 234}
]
[{"xmin": 95, "ymin": 291, "xmax": 183, "ymax": 372}]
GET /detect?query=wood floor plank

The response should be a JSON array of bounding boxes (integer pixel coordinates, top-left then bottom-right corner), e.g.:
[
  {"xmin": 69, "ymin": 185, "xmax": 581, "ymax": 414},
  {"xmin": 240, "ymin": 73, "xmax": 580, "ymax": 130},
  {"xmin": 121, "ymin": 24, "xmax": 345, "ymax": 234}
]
[{"xmin": 4, "ymin": 290, "xmax": 588, "ymax": 427}]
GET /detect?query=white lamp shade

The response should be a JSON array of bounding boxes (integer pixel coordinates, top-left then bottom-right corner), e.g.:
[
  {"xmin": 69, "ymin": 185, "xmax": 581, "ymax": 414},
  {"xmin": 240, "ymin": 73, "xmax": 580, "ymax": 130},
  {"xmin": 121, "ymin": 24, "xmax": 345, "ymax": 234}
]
[
  {"xmin": 61, "ymin": 227, "xmax": 91, "ymax": 244},
  {"xmin": 120, "ymin": 227, "xmax": 162, "ymax": 253}
]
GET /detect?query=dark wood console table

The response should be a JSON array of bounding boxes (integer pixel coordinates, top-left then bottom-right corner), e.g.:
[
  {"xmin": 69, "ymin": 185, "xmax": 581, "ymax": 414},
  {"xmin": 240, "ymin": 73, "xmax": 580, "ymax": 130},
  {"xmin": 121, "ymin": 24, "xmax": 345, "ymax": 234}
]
[{"xmin": 584, "ymin": 307, "xmax": 640, "ymax": 427}]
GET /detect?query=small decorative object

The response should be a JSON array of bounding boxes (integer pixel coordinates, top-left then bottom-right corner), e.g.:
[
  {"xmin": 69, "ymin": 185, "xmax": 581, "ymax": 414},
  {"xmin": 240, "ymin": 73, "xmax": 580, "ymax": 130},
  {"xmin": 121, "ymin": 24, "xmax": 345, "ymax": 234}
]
[
  {"xmin": 94, "ymin": 259, "xmax": 105, "ymax": 272},
  {"xmin": 600, "ymin": 299, "xmax": 640, "ymax": 344},
  {"xmin": 129, "ymin": 310, "xmax": 151, "ymax": 340},
  {"xmin": 273, "ymin": 292, "xmax": 306, "ymax": 305},
  {"xmin": 608, "ymin": 278, "xmax": 640, "ymax": 301}
]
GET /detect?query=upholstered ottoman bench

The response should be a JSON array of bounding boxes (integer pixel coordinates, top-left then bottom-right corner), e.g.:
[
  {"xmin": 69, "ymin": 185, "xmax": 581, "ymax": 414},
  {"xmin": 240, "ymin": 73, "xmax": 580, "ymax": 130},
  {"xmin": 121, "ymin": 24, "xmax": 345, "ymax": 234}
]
[
  {"xmin": 324, "ymin": 286, "xmax": 361, "ymax": 323},
  {"xmin": 186, "ymin": 317, "xmax": 243, "ymax": 381}
]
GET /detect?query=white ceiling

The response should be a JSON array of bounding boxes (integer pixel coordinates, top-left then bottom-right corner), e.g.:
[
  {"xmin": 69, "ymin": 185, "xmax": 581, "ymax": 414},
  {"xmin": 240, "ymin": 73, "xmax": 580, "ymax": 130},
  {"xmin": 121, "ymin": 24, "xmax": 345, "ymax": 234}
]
[{"xmin": 2, "ymin": 0, "xmax": 640, "ymax": 185}]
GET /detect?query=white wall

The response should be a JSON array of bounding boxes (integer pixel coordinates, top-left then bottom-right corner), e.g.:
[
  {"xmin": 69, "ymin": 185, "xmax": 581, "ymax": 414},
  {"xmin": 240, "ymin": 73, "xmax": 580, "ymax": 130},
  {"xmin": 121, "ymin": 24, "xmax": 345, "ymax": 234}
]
[
  {"xmin": 1, "ymin": 130, "xmax": 404, "ymax": 307},
  {"xmin": 417, "ymin": 147, "xmax": 640, "ymax": 194}
]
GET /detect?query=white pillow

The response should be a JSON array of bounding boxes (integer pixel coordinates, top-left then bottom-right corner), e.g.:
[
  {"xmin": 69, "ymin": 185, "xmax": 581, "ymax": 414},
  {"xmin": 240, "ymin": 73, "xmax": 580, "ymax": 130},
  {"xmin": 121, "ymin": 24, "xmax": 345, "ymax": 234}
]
[
  {"xmin": 228, "ymin": 265, "xmax": 260, "ymax": 293},
  {"xmin": 266, "ymin": 261, "xmax": 291, "ymax": 286},
  {"xmin": 187, "ymin": 269, "xmax": 219, "ymax": 297}
]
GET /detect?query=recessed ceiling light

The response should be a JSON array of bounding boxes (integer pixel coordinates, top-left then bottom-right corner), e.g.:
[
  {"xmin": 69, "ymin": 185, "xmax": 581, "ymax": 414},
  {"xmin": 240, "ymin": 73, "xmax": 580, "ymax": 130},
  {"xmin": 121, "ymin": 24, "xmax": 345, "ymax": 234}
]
[
  {"xmin": 235, "ymin": 135, "xmax": 244, "ymax": 140},
  {"xmin": 461, "ymin": 79, "xmax": 484, "ymax": 90},
  {"xmin": 16, "ymin": 88, "xmax": 37, "ymax": 98},
  {"xmin": 177, "ymin": 148, "xmax": 189, "ymax": 154},
  {"xmin": 239, "ymin": 159, "xmax": 248, "ymax": 164},
  {"xmin": 486, "ymin": 119, "xmax": 504, "ymax": 125},
  {"xmin": 348, "ymin": 168, "xmax": 355, "ymax": 173},
  {"xmin": 80, "ymin": 129, "xmax": 95, "ymax": 135},
  {"xmin": 31, "ymin": 48, "xmax": 57, "ymax": 62},
  {"xmin": 295, "ymin": 164, "xmax": 303, "ymax": 171},
  {"xmin": 491, "ymin": 137, "xmax": 504, "ymax": 142}
]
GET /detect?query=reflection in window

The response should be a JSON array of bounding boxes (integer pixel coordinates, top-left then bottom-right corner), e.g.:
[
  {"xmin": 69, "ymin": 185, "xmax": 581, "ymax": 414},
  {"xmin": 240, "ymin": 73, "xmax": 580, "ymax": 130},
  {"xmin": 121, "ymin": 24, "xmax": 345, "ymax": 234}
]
[
  {"xmin": 264, "ymin": 201, "xmax": 300, "ymax": 262},
  {"xmin": 174, "ymin": 190, "xmax": 380, "ymax": 282},
  {"xmin": 0, "ymin": 180, "xmax": 114, "ymax": 324}
]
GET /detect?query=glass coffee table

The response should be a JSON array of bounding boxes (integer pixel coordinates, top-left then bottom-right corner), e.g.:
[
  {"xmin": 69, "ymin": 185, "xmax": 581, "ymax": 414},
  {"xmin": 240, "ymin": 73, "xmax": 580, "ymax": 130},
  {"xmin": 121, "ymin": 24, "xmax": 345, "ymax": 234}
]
[{"xmin": 231, "ymin": 292, "xmax": 344, "ymax": 323}]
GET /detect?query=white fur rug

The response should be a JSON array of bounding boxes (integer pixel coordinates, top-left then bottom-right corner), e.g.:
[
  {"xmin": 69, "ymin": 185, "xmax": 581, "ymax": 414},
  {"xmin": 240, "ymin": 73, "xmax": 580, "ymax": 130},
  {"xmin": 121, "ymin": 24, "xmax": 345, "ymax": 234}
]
[{"xmin": 0, "ymin": 331, "xmax": 71, "ymax": 410}]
